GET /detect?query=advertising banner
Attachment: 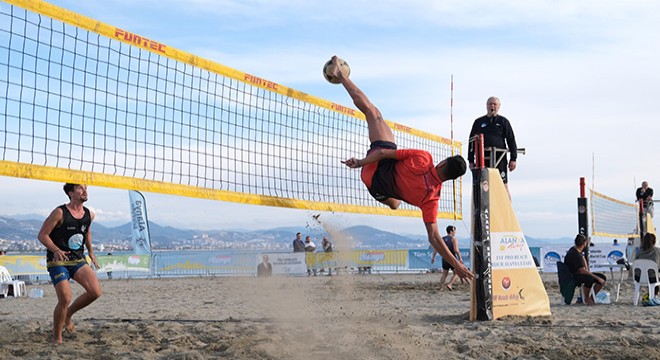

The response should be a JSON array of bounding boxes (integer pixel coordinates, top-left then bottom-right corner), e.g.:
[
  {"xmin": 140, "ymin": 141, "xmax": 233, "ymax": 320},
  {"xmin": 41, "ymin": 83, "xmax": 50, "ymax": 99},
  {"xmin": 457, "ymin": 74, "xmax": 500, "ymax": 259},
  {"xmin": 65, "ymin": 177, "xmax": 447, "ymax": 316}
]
[
  {"xmin": 128, "ymin": 190, "xmax": 152, "ymax": 255},
  {"xmin": 485, "ymin": 169, "xmax": 551, "ymax": 319}
]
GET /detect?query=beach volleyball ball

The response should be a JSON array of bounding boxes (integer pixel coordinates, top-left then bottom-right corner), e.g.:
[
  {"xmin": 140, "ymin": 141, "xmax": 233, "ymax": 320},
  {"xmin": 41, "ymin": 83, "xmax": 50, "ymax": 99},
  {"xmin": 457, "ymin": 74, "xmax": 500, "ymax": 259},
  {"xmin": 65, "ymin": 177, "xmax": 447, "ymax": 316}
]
[{"xmin": 323, "ymin": 57, "xmax": 350, "ymax": 84}]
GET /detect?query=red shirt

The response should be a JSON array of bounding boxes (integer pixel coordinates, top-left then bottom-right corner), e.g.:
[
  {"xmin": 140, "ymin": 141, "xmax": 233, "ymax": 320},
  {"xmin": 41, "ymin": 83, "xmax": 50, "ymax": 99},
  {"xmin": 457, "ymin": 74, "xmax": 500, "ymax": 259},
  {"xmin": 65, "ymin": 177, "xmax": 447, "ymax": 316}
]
[{"xmin": 361, "ymin": 149, "xmax": 442, "ymax": 223}]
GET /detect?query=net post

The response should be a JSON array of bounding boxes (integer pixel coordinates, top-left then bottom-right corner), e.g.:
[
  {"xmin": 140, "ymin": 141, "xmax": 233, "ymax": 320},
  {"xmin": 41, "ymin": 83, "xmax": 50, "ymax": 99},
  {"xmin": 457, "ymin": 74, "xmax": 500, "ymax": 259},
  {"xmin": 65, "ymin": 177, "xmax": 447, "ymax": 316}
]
[
  {"xmin": 577, "ymin": 177, "xmax": 590, "ymax": 264},
  {"xmin": 470, "ymin": 134, "xmax": 492, "ymax": 321},
  {"xmin": 477, "ymin": 134, "xmax": 485, "ymax": 169}
]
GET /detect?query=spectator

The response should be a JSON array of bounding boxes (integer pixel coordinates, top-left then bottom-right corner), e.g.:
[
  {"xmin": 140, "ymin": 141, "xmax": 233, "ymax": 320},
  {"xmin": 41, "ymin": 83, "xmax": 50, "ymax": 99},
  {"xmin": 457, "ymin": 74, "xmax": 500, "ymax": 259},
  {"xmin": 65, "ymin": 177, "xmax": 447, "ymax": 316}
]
[
  {"xmin": 322, "ymin": 237, "xmax": 333, "ymax": 252},
  {"xmin": 612, "ymin": 239, "xmax": 619, "ymax": 246},
  {"xmin": 257, "ymin": 255, "xmax": 272, "ymax": 277},
  {"xmin": 292, "ymin": 232, "xmax": 305, "ymax": 252},
  {"xmin": 468, "ymin": 96, "xmax": 518, "ymax": 198},
  {"xmin": 305, "ymin": 236, "xmax": 317, "ymax": 276},
  {"xmin": 322, "ymin": 237, "xmax": 334, "ymax": 276},
  {"xmin": 106, "ymin": 252, "xmax": 113, "ymax": 279},
  {"xmin": 636, "ymin": 181, "xmax": 654, "ymax": 217},
  {"xmin": 564, "ymin": 234, "xmax": 606, "ymax": 305},
  {"xmin": 634, "ymin": 233, "xmax": 660, "ymax": 297},
  {"xmin": 0, "ymin": 249, "xmax": 6, "ymax": 256}
]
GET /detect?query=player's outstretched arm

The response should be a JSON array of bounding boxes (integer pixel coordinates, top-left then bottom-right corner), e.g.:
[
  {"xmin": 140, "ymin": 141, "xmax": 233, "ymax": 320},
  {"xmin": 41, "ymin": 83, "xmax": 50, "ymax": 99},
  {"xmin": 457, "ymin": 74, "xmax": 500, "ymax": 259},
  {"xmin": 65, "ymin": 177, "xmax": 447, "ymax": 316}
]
[{"xmin": 342, "ymin": 148, "xmax": 396, "ymax": 168}]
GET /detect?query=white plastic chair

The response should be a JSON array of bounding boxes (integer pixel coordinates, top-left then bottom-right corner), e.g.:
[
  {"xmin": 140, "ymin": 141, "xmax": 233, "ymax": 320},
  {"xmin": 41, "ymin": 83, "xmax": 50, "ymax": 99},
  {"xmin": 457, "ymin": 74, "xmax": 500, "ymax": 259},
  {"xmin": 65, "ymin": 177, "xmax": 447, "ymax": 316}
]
[
  {"xmin": 632, "ymin": 259, "xmax": 660, "ymax": 306},
  {"xmin": 0, "ymin": 265, "xmax": 26, "ymax": 298}
]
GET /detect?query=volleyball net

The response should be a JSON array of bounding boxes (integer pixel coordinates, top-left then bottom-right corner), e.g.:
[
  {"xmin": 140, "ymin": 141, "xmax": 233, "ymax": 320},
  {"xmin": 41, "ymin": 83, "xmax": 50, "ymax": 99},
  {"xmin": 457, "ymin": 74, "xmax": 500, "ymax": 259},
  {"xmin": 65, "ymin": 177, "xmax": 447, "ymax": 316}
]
[
  {"xmin": 0, "ymin": 0, "xmax": 462, "ymax": 219},
  {"xmin": 590, "ymin": 189, "xmax": 638, "ymax": 239}
]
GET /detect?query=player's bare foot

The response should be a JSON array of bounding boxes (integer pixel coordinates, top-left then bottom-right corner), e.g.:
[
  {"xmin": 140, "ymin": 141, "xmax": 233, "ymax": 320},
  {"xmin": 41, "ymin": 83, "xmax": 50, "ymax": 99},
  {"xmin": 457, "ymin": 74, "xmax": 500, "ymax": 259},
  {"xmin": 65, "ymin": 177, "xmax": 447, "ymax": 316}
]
[
  {"xmin": 52, "ymin": 335, "xmax": 63, "ymax": 344},
  {"xmin": 64, "ymin": 319, "xmax": 75, "ymax": 334}
]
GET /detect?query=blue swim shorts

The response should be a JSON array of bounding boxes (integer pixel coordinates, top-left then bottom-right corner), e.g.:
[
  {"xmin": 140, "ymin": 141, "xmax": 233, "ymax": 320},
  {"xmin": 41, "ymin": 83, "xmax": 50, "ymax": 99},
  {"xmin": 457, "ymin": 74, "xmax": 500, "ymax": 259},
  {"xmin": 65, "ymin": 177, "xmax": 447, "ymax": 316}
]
[{"xmin": 47, "ymin": 261, "xmax": 87, "ymax": 286}]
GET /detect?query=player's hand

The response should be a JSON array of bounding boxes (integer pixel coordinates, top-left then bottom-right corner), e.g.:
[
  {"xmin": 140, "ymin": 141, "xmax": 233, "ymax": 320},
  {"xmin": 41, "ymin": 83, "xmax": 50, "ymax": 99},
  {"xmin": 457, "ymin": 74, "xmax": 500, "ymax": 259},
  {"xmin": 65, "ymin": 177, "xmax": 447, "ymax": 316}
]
[
  {"xmin": 454, "ymin": 262, "xmax": 474, "ymax": 282},
  {"xmin": 509, "ymin": 160, "xmax": 516, "ymax": 171},
  {"xmin": 53, "ymin": 249, "xmax": 70, "ymax": 262},
  {"xmin": 431, "ymin": 257, "xmax": 435, "ymax": 264},
  {"xmin": 329, "ymin": 55, "xmax": 343, "ymax": 79},
  {"xmin": 469, "ymin": 162, "xmax": 476, "ymax": 170},
  {"xmin": 341, "ymin": 158, "xmax": 360, "ymax": 168}
]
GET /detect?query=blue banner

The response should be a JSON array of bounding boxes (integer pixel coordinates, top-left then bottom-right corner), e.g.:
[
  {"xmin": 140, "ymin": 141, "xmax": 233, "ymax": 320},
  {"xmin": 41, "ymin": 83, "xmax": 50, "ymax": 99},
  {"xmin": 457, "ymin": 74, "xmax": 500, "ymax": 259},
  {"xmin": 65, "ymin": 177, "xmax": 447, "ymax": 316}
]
[{"xmin": 128, "ymin": 190, "xmax": 152, "ymax": 254}]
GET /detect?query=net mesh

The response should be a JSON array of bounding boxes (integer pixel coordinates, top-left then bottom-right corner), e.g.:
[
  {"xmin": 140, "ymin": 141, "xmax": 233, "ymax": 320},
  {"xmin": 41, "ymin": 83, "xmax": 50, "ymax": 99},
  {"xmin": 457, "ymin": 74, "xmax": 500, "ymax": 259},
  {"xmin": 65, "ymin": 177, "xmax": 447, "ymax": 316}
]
[
  {"xmin": 590, "ymin": 189, "xmax": 638, "ymax": 238},
  {"xmin": 0, "ymin": 0, "xmax": 462, "ymax": 219}
]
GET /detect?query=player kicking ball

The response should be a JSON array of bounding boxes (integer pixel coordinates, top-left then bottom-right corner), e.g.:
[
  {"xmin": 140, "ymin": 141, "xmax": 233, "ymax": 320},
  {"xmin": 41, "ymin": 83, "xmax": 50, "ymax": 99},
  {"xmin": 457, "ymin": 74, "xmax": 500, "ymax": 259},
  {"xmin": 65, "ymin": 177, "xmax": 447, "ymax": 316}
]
[{"xmin": 326, "ymin": 55, "xmax": 473, "ymax": 282}]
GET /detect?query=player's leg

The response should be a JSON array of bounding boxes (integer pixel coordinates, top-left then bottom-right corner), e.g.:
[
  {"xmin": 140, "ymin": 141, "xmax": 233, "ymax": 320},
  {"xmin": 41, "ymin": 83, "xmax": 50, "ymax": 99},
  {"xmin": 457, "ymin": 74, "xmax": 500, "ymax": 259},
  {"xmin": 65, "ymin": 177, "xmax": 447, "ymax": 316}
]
[
  {"xmin": 329, "ymin": 56, "xmax": 394, "ymax": 143},
  {"xmin": 52, "ymin": 280, "xmax": 72, "ymax": 343},
  {"xmin": 66, "ymin": 264, "xmax": 102, "ymax": 332},
  {"xmin": 382, "ymin": 198, "xmax": 400, "ymax": 209}
]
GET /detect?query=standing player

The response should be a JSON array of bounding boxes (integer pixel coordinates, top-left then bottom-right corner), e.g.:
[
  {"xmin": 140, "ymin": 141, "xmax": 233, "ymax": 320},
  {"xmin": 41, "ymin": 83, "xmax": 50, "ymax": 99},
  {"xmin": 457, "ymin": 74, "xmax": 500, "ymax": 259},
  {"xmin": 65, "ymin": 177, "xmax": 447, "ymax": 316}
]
[
  {"xmin": 37, "ymin": 183, "xmax": 102, "ymax": 344},
  {"xmin": 432, "ymin": 225, "xmax": 466, "ymax": 290},
  {"xmin": 328, "ymin": 56, "xmax": 472, "ymax": 282}
]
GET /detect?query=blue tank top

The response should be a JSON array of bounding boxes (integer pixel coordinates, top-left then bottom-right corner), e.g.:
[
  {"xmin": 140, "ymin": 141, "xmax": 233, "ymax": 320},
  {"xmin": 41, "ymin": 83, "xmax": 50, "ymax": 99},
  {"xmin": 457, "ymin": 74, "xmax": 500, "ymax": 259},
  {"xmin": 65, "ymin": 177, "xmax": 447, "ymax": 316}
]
[{"xmin": 442, "ymin": 235, "xmax": 457, "ymax": 256}]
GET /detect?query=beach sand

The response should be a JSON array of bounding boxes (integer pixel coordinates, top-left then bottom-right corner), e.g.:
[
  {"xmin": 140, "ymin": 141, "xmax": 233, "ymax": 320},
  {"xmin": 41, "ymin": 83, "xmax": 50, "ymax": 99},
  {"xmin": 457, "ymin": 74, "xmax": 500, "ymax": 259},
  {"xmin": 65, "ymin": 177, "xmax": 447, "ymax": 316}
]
[{"xmin": 1, "ymin": 272, "xmax": 659, "ymax": 360}]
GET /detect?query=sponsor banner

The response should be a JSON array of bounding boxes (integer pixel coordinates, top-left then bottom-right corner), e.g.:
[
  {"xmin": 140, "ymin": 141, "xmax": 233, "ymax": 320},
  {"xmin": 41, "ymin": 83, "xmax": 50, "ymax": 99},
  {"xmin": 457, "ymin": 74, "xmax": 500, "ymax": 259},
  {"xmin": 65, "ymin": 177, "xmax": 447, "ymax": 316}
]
[
  {"xmin": 491, "ymin": 232, "xmax": 536, "ymax": 270},
  {"xmin": 589, "ymin": 245, "xmax": 624, "ymax": 271},
  {"xmin": 0, "ymin": 255, "xmax": 47, "ymax": 274},
  {"xmin": 409, "ymin": 249, "xmax": 438, "ymax": 269},
  {"xmin": 96, "ymin": 254, "xmax": 150, "ymax": 272},
  {"xmin": 487, "ymin": 168, "xmax": 551, "ymax": 319},
  {"xmin": 155, "ymin": 251, "xmax": 255, "ymax": 274},
  {"xmin": 408, "ymin": 248, "xmax": 471, "ymax": 270},
  {"xmin": 542, "ymin": 244, "xmax": 626, "ymax": 273},
  {"xmin": 350, "ymin": 250, "xmax": 407, "ymax": 267},
  {"xmin": 265, "ymin": 253, "xmax": 307, "ymax": 275},
  {"xmin": 541, "ymin": 246, "xmax": 566, "ymax": 273},
  {"xmin": 128, "ymin": 190, "xmax": 152, "ymax": 254},
  {"xmin": 492, "ymin": 268, "xmax": 553, "ymax": 317}
]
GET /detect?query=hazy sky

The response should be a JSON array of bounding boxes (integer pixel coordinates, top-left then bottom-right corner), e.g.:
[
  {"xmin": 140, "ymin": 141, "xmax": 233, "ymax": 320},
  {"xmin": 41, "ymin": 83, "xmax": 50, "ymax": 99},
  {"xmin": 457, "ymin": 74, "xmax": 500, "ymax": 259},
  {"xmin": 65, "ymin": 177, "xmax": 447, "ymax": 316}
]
[{"xmin": 1, "ymin": 0, "xmax": 659, "ymax": 239}]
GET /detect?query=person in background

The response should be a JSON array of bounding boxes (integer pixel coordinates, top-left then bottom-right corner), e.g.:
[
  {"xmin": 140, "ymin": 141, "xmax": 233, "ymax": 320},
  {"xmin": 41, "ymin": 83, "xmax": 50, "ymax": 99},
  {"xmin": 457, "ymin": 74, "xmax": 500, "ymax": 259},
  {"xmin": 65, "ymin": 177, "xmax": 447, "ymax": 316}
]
[
  {"xmin": 432, "ymin": 225, "xmax": 465, "ymax": 291},
  {"xmin": 257, "ymin": 255, "xmax": 273, "ymax": 277},
  {"xmin": 468, "ymin": 96, "xmax": 518, "ymax": 198},
  {"xmin": 37, "ymin": 183, "xmax": 102, "ymax": 344},
  {"xmin": 636, "ymin": 181, "xmax": 654, "ymax": 217},
  {"xmin": 322, "ymin": 237, "xmax": 334, "ymax": 276},
  {"xmin": 322, "ymin": 237, "xmax": 333, "ymax": 253},
  {"xmin": 106, "ymin": 252, "xmax": 113, "ymax": 279},
  {"xmin": 304, "ymin": 236, "xmax": 317, "ymax": 276},
  {"xmin": 634, "ymin": 233, "xmax": 660, "ymax": 297},
  {"xmin": 564, "ymin": 234, "xmax": 606, "ymax": 305},
  {"xmin": 292, "ymin": 232, "xmax": 305, "ymax": 253}
]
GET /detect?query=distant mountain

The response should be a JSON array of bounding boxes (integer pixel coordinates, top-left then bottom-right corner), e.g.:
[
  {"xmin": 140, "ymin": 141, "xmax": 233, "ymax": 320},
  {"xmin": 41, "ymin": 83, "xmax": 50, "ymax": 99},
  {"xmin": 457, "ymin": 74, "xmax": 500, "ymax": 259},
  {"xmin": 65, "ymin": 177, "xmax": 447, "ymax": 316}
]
[
  {"xmin": 0, "ymin": 214, "xmax": 574, "ymax": 251},
  {"xmin": 0, "ymin": 216, "xmax": 43, "ymax": 241}
]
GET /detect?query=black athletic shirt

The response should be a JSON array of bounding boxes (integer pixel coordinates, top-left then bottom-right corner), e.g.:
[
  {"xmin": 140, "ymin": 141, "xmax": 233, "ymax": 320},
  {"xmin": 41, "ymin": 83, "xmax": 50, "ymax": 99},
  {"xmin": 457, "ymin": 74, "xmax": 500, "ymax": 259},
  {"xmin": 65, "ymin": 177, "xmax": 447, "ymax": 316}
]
[
  {"xmin": 46, "ymin": 205, "xmax": 91, "ymax": 263},
  {"xmin": 467, "ymin": 115, "xmax": 517, "ymax": 163}
]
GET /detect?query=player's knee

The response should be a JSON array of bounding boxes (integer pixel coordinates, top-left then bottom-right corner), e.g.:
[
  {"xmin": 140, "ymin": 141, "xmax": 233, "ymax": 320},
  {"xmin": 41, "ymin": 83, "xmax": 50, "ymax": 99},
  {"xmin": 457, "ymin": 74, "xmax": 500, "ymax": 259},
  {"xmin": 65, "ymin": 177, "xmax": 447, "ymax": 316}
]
[
  {"xmin": 88, "ymin": 287, "xmax": 102, "ymax": 300},
  {"xmin": 388, "ymin": 199, "xmax": 400, "ymax": 210}
]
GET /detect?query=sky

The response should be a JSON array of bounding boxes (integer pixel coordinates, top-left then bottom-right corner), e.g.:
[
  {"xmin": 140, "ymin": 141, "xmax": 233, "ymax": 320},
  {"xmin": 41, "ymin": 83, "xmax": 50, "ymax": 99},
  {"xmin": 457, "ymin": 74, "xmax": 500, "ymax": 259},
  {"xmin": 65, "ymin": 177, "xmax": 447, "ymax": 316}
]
[{"xmin": 1, "ymin": 0, "xmax": 659, "ymax": 240}]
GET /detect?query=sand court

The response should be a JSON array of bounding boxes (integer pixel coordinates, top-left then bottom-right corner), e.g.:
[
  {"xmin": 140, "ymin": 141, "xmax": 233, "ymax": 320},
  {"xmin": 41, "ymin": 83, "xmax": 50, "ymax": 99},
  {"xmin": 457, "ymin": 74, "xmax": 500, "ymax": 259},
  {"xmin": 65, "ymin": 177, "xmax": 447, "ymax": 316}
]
[{"xmin": 1, "ymin": 273, "xmax": 659, "ymax": 360}]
